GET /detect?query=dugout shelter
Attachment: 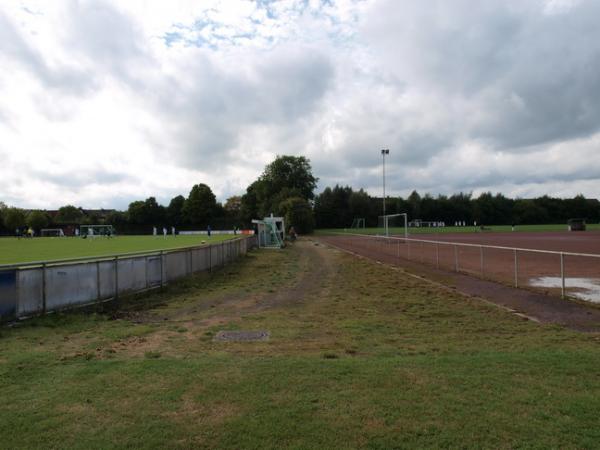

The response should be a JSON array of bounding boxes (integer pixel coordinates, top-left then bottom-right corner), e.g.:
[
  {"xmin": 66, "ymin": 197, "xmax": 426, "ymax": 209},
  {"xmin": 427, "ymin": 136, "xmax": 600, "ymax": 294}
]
[{"xmin": 567, "ymin": 218, "xmax": 586, "ymax": 231}]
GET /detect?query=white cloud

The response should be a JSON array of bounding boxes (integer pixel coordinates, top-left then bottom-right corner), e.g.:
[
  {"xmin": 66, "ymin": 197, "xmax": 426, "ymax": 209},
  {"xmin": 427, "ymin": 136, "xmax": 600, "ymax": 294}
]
[{"xmin": 1, "ymin": 0, "xmax": 600, "ymax": 210}]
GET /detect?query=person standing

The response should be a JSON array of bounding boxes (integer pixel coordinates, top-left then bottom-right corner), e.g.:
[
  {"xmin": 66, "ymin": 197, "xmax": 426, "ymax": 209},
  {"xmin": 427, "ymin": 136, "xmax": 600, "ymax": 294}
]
[{"xmin": 207, "ymin": 225, "xmax": 211, "ymax": 237}]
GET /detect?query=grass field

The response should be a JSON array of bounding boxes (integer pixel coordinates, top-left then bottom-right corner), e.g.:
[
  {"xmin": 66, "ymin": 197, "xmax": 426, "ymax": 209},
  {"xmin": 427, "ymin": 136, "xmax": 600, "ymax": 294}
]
[
  {"xmin": 317, "ymin": 223, "xmax": 600, "ymax": 236},
  {"xmin": 1, "ymin": 240, "xmax": 599, "ymax": 448},
  {"xmin": 0, "ymin": 235, "xmax": 236, "ymax": 265}
]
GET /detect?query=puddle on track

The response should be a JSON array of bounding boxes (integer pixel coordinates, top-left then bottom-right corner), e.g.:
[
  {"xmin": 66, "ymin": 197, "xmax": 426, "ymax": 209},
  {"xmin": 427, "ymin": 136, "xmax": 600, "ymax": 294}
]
[{"xmin": 529, "ymin": 277, "xmax": 600, "ymax": 303}]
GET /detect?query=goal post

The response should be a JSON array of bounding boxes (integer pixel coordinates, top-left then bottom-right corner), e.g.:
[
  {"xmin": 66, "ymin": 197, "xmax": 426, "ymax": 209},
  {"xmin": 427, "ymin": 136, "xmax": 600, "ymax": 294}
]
[
  {"xmin": 40, "ymin": 228, "xmax": 65, "ymax": 237},
  {"xmin": 80, "ymin": 224, "xmax": 114, "ymax": 238},
  {"xmin": 378, "ymin": 213, "xmax": 408, "ymax": 238},
  {"xmin": 350, "ymin": 218, "xmax": 366, "ymax": 230}
]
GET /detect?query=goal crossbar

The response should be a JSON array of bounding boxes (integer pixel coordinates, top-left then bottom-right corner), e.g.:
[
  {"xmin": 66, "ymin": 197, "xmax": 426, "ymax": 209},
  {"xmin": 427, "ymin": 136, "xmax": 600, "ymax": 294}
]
[
  {"xmin": 41, "ymin": 228, "xmax": 65, "ymax": 237},
  {"xmin": 350, "ymin": 218, "xmax": 366, "ymax": 229},
  {"xmin": 80, "ymin": 224, "xmax": 114, "ymax": 237},
  {"xmin": 378, "ymin": 213, "xmax": 408, "ymax": 238}
]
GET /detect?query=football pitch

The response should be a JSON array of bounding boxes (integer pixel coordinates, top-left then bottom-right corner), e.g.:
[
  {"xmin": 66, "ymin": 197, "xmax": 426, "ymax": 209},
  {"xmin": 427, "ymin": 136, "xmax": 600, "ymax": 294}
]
[{"xmin": 0, "ymin": 235, "xmax": 236, "ymax": 265}]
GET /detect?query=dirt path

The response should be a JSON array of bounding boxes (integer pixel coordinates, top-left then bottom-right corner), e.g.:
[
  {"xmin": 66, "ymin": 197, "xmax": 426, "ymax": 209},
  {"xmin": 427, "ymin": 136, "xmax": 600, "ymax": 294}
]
[
  {"xmin": 117, "ymin": 240, "xmax": 336, "ymax": 324},
  {"xmin": 318, "ymin": 235, "xmax": 600, "ymax": 332}
]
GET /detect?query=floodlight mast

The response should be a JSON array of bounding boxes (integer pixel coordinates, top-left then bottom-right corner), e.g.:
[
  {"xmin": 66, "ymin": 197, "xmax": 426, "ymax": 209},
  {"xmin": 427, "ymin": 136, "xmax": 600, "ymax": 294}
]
[{"xmin": 381, "ymin": 149, "xmax": 389, "ymax": 236}]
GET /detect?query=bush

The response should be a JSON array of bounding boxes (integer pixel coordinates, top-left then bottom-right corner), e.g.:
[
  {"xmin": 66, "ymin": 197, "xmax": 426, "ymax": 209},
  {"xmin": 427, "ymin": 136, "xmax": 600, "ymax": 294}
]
[
  {"xmin": 26, "ymin": 210, "xmax": 50, "ymax": 232},
  {"xmin": 279, "ymin": 197, "xmax": 315, "ymax": 234},
  {"xmin": 3, "ymin": 208, "xmax": 26, "ymax": 233}
]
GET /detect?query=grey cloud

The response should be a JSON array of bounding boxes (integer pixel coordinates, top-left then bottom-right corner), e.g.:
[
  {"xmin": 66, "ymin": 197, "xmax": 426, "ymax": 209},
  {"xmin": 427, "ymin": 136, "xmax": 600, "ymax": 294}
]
[
  {"xmin": 363, "ymin": 0, "xmax": 600, "ymax": 152},
  {"xmin": 5, "ymin": 0, "xmax": 600, "ymax": 208},
  {"xmin": 31, "ymin": 168, "xmax": 131, "ymax": 189},
  {"xmin": 62, "ymin": 1, "xmax": 150, "ymax": 90},
  {"xmin": 0, "ymin": 11, "xmax": 96, "ymax": 96},
  {"xmin": 150, "ymin": 46, "xmax": 334, "ymax": 169}
]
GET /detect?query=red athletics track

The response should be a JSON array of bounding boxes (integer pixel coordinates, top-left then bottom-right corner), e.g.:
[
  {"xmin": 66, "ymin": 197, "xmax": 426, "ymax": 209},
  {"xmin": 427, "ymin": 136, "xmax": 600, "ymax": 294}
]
[{"xmin": 408, "ymin": 230, "xmax": 600, "ymax": 254}]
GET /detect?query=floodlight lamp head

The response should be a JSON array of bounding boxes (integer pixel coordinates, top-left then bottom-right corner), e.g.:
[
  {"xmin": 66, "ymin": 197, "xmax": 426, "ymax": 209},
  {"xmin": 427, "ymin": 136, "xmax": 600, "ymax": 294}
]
[{"xmin": 381, "ymin": 149, "xmax": 389, "ymax": 155}]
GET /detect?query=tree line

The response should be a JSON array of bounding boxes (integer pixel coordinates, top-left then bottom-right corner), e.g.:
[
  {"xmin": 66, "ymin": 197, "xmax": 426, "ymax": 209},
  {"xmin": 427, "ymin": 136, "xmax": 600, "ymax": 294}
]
[
  {"xmin": 2, "ymin": 157, "xmax": 599, "ymax": 235},
  {"xmin": 0, "ymin": 155, "xmax": 319, "ymax": 235},
  {"xmin": 314, "ymin": 187, "xmax": 600, "ymax": 228}
]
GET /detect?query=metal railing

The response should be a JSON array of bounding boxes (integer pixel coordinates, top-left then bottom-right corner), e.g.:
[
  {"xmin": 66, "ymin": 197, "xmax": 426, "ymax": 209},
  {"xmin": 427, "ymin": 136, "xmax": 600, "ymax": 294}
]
[
  {"xmin": 0, "ymin": 236, "xmax": 257, "ymax": 321},
  {"xmin": 330, "ymin": 233, "xmax": 600, "ymax": 302}
]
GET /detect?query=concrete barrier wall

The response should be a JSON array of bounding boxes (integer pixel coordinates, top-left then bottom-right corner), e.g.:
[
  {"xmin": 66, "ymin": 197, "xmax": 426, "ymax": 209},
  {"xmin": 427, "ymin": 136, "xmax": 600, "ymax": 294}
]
[
  {"xmin": 17, "ymin": 269, "xmax": 43, "ymax": 316},
  {"xmin": 0, "ymin": 237, "xmax": 252, "ymax": 321},
  {"xmin": 46, "ymin": 263, "xmax": 98, "ymax": 310},
  {"xmin": 0, "ymin": 270, "xmax": 17, "ymax": 317}
]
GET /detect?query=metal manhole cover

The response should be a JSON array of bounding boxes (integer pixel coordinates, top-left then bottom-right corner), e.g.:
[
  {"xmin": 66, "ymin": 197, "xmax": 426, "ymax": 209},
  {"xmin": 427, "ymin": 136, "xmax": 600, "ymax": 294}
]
[{"xmin": 214, "ymin": 330, "xmax": 270, "ymax": 342}]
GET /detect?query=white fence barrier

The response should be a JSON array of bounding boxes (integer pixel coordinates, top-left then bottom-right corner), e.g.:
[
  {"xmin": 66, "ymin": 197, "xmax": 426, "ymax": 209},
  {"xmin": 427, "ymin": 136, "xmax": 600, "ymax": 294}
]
[
  {"xmin": 0, "ymin": 236, "xmax": 256, "ymax": 321},
  {"xmin": 329, "ymin": 233, "xmax": 600, "ymax": 303}
]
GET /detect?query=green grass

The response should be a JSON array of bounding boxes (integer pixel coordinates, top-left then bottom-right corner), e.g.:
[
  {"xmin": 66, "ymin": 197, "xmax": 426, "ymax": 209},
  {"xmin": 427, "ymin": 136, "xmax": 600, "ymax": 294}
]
[
  {"xmin": 0, "ymin": 234, "xmax": 236, "ymax": 265},
  {"xmin": 1, "ymin": 240, "xmax": 599, "ymax": 448},
  {"xmin": 317, "ymin": 223, "xmax": 600, "ymax": 236}
]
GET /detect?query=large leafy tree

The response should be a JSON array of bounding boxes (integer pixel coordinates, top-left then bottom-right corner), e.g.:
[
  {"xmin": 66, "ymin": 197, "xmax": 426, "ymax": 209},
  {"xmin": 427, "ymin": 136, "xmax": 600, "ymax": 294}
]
[
  {"xmin": 240, "ymin": 181, "xmax": 260, "ymax": 224},
  {"xmin": 313, "ymin": 185, "xmax": 353, "ymax": 228},
  {"xmin": 167, "ymin": 195, "xmax": 186, "ymax": 226},
  {"xmin": 3, "ymin": 208, "xmax": 26, "ymax": 233},
  {"xmin": 224, "ymin": 195, "xmax": 242, "ymax": 224},
  {"xmin": 56, "ymin": 205, "xmax": 83, "ymax": 223},
  {"xmin": 26, "ymin": 210, "xmax": 49, "ymax": 231},
  {"xmin": 105, "ymin": 211, "xmax": 128, "ymax": 226},
  {"xmin": 474, "ymin": 192, "xmax": 513, "ymax": 225},
  {"xmin": 242, "ymin": 155, "xmax": 318, "ymax": 222},
  {"xmin": 127, "ymin": 197, "xmax": 166, "ymax": 225},
  {"xmin": 182, "ymin": 184, "xmax": 217, "ymax": 226},
  {"xmin": 260, "ymin": 155, "xmax": 318, "ymax": 200}
]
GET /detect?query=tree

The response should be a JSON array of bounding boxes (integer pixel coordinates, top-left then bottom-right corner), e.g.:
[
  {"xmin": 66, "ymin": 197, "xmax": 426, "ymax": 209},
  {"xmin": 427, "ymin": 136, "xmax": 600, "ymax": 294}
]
[
  {"xmin": 167, "ymin": 195, "xmax": 186, "ymax": 226},
  {"xmin": 348, "ymin": 189, "xmax": 370, "ymax": 219},
  {"xmin": 182, "ymin": 184, "xmax": 217, "ymax": 226},
  {"xmin": 105, "ymin": 211, "xmax": 128, "ymax": 227},
  {"xmin": 513, "ymin": 199, "xmax": 549, "ymax": 224},
  {"xmin": 240, "ymin": 181, "xmax": 260, "ymax": 224},
  {"xmin": 0, "ymin": 202, "xmax": 5, "ymax": 230},
  {"xmin": 313, "ymin": 185, "xmax": 353, "ymax": 228},
  {"xmin": 448, "ymin": 192, "xmax": 473, "ymax": 224},
  {"xmin": 314, "ymin": 187, "xmax": 336, "ymax": 228},
  {"xmin": 242, "ymin": 155, "xmax": 318, "ymax": 220},
  {"xmin": 26, "ymin": 210, "xmax": 49, "ymax": 232},
  {"xmin": 279, "ymin": 197, "xmax": 315, "ymax": 234},
  {"xmin": 261, "ymin": 155, "xmax": 318, "ymax": 200},
  {"xmin": 407, "ymin": 190, "xmax": 422, "ymax": 219},
  {"xmin": 4, "ymin": 208, "xmax": 26, "ymax": 233},
  {"xmin": 473, "ymin": 192, "xmax": 512, "ymax": 225},
  {"xmin": 127, "ymin": 197, "xmax": 165, "ymax": 226},
  {"xmin": 127, "ymin": 201, "xmax": 146, "ymax": 225},
  {"xmin": 56, "ymin": 205, "xmax": 84, "ymax": 223},
  {"xmin": 224, "ymin": 195, "xmax": 242, "ymax": 225}
]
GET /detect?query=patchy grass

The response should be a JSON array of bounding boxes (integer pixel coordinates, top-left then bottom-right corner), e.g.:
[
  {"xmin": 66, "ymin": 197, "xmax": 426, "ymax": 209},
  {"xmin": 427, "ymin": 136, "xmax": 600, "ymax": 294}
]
[
  {"xmin": 0, "ymin": 234, "xmax": 236, "ymax": 265},
  {"xmin": 1, "ymin": 240, "xmax": 599, "ymax": 448}
]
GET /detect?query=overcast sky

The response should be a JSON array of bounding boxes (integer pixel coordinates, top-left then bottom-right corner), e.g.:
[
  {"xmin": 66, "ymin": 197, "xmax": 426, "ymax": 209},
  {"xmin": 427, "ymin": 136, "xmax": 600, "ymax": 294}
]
[{"xmin": 2, "ymin": 0, "xmax": 600, "ymax": 209}]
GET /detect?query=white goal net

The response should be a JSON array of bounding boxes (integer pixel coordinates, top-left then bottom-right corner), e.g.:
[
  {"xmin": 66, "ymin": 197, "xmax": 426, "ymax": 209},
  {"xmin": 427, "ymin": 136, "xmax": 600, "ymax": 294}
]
[
  {"xmin": 80, "ymin": 225, "xmax": 114, "ymax": 237},
  {"xmin": 377, "ymin": 213, "xmax": 408, "ymax": 237},
  {"xmin": 350, "ymin": 218, "xmax": 366, "ymax": 229},
  {"xmin": 41, "ymin": 228, "xmax": 65, "ymax": 237}
]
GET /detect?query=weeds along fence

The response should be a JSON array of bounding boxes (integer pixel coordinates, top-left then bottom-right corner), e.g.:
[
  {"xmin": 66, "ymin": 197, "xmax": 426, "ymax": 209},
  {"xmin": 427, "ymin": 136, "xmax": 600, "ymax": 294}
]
[
  {"xmin": 0, "ymin": 236, "xmax": 257, "ymax": 321},
  {"xmin": 331, "ymin": 233, "xmax": 600, "ymax": 302}
]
